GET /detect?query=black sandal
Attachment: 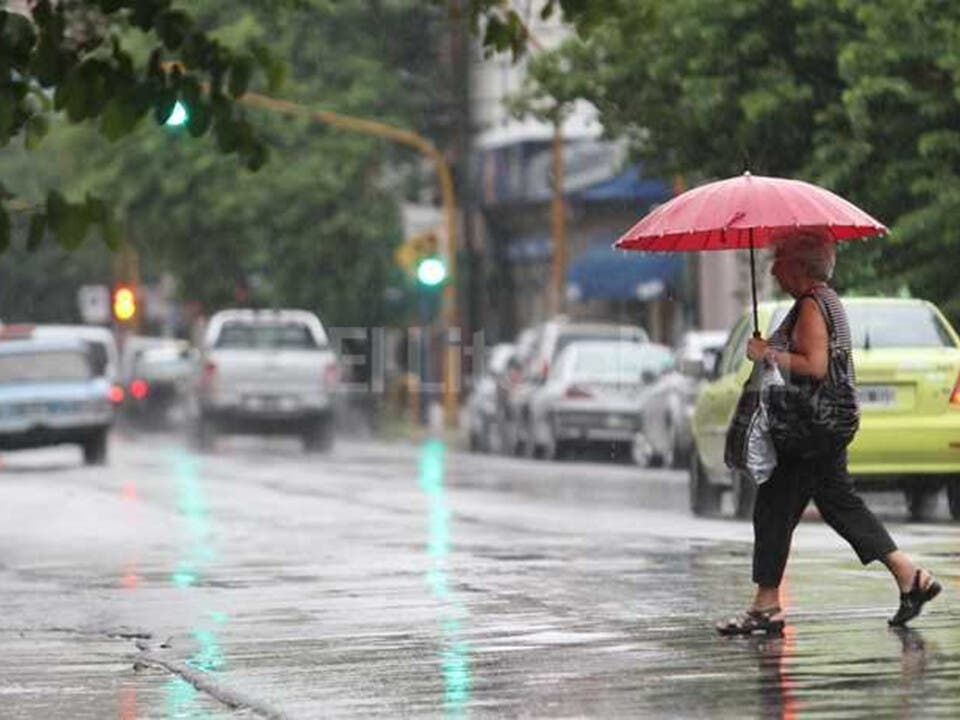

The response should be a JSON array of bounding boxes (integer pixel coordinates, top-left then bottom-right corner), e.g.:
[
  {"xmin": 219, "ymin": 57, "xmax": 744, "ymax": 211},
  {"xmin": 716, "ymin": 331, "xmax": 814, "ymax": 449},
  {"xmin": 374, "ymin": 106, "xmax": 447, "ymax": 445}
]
[
  {"xmin": 889, "ymin": 569, "xmax": 942, "ymax": 627},
  {"xmin": 716, "ymin": 606, "xmax": 785, "ymax": 636}
]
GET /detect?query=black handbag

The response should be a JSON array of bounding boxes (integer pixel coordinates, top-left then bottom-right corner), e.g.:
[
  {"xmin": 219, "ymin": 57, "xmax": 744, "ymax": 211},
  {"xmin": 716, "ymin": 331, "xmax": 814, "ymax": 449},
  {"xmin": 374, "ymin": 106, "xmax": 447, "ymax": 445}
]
[{"xmin": 766, "ymin": 292, "xmax": 860, "ymax": 459}]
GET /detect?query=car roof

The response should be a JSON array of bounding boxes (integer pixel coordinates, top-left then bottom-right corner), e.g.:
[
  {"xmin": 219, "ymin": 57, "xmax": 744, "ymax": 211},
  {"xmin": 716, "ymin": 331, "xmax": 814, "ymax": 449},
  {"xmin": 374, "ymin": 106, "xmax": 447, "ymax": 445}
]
[{"xmin": 0, "ymin": 337, "xmax": 89, "ymax": 355}]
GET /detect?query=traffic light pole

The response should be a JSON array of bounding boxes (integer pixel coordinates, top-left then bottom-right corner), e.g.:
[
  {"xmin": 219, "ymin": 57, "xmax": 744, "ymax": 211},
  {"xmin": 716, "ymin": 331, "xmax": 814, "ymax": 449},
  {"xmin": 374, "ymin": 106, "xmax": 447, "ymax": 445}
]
[{"xmin": 224, "ymin": 92, "xmax": 461, "ymax": 430}]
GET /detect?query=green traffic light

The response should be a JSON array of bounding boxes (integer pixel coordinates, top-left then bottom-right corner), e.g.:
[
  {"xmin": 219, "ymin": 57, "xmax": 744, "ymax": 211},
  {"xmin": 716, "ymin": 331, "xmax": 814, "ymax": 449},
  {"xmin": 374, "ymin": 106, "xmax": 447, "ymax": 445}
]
[
  {"xmin": 165, "ymin": 101, "xmax": 189, "ymax": 127},
  {"xmin": 417, "ymin": 257, "xmax": 447, "ymax": 286}
]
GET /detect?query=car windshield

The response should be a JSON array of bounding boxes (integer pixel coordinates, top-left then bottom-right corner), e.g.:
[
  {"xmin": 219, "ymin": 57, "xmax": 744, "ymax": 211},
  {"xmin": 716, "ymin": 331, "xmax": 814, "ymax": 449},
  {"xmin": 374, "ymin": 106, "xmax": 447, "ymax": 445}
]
[
  {"xmin": 570, "ymin": 344, "xmax": 673, "ymax": 381},
  {"xmin": 215, "ymin": 322, "xmax": 319, "ymax": 349},
  {"xmin": 0, "ymin": 351, "xmax": 91, "ymax": 383},
  {"xmin": 768, "ymin": 302, "xmax": 956, "ymax": 349}
]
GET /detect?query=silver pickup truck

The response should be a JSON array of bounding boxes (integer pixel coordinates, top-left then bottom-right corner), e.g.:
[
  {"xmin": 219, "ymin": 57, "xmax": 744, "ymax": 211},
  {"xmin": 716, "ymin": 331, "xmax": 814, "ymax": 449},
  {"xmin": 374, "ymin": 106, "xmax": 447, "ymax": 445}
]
[{"xmin": 195, "ymin": 309, "xmax": 339, "ymax": 452}]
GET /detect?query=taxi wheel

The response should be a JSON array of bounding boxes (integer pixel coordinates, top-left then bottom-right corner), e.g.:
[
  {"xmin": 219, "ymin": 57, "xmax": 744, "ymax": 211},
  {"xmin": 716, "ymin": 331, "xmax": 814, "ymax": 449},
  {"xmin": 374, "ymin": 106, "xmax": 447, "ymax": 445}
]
[
  {"xmin": 945, "ymin": 478, "xmax": 960, "ymax": 521},
  {"xmin": 689, "ymin": 455, "xmax": 722, "ymax": 517},
  {"xmin": 905, "ymin": 486, "xmax": 939, "ymax": 522},
  {"xmin": 731, "ymin": 470, "xmax": 757, "ymax": 520}
]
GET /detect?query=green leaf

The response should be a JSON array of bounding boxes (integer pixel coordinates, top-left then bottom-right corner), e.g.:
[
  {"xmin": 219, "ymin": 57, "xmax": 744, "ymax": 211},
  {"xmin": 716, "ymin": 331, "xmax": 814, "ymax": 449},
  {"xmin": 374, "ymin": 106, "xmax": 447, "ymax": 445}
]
[
  {"xmin": 245, "ymin": 141, "xmax": 269, "ymax": 172},
  {"xmin": 1, "ymin": 10, "xmax": 38, "ymax": 68},
  {"xmin": 101, "ymin": 95, "xmax": 144, "ymax": 141},
  {"xmin": 155, "ymin": 9, "xmax": 192, "ymax": 50},
  {"xmin": 24, "ymin": 115, "xmax": 50, "ymax": 150},
  {"xmin": 27, "ymin": 213, "xmax": 46, "ymax": 252},
  {"xmin": 228, "ymin": 57, "xmax": 253, "ymax": 99}
]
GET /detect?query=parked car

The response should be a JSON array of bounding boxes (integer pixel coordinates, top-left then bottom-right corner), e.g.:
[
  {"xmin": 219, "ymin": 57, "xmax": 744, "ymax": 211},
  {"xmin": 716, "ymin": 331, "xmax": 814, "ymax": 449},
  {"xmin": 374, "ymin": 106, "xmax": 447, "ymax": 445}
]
[
  {"xmin": 464, "ymin": 342, "xmax": 515, "ymax": 452},
  {"xmin": 526, "ymin": 340, "xmax": 674, "ymax": 461},
  {"xmin": 637, "ymin": 330, "xmax": 728, "ymax": 468},
  {"xmin": 689, "ymin": 297, "xmax": 960, "ymax": 521},
  {"xmin": 506, "ymin": 317, "xmax": 650, "ymax": 456},
  {"xmin": 194, "ymin": 309, "xmax": 339, "ymax": 452},
  {"xmin": 0, "ymin": 326, "xmax": 114, "ymax": 464},
  {"xmin": 31, "ymin": 324, "xmax": 121, "ymax": 393},
  {"xmin": 122, "ymin": 339, "xmax": 196, "ymax": 427}
]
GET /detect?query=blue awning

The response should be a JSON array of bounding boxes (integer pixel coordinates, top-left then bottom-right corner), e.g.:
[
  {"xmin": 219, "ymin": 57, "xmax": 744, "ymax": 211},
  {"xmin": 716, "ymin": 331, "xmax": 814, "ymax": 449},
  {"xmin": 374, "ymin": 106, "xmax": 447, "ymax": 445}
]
[
  {"xmin": 572, "ymin": 166, "xmax": 672, "ymax": 203},
  {"xmin": 566, "ymin": 246, "xmax": 682, "ymax": 302}
]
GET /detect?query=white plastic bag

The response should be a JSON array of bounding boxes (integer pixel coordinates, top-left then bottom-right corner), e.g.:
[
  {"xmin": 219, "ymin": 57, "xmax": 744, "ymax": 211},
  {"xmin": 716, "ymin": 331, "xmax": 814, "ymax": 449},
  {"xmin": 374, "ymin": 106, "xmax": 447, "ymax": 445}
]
[{"xmin": 744, "ymin": 362, "xmax": 784, "ymax": 485}]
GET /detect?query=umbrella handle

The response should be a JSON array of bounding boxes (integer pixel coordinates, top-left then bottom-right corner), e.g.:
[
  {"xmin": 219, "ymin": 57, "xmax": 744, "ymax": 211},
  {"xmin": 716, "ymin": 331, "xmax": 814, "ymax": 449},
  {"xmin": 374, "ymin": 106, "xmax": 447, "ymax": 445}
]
[{"xmin": 749, "ymin": 230, "xmax": 760, "ymax": 337}]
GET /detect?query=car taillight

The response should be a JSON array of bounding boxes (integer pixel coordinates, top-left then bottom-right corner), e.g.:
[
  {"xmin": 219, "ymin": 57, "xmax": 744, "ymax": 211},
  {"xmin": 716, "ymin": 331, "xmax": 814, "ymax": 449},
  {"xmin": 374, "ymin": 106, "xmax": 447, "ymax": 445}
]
[
  {"xmin": 203, "ymin": 360, "xmax": 217, "ymax": 379},
  {"xmin": 951, "ymin": 373, "xmax": 960, "ymax": 405},
  {"xmin": 324, "ymin": 362, "xmax": 339, "ymax": 389},
  {"xmin": 109, "ymin": 385, "xmax": 125, "ymax": 404},
  {"xmin": 129, "ymin": 379, "xmax": 149, "ymax": 400},
  {"xmin": 565, "ymin": 384, "xmax": 593, "ymax": 399}
]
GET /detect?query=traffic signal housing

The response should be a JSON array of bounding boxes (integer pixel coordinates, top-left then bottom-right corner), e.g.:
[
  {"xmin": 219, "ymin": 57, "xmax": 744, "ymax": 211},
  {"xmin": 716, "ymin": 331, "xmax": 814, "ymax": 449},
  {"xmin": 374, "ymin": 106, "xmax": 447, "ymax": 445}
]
[
  {"xmin": 394, "ymin": 230, "xmax": 447, "ymax": 287},
  {"xmin": 112, "ymin": 283, "xmax": 137, "ymax": 322}
]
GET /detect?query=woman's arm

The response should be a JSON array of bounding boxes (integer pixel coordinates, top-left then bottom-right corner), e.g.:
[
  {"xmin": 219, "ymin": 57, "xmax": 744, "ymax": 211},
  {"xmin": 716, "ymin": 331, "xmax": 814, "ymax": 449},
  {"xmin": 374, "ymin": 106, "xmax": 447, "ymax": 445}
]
[{"xmin": 766, "ymin": 297, "xmax": 829, "ymax": 379}]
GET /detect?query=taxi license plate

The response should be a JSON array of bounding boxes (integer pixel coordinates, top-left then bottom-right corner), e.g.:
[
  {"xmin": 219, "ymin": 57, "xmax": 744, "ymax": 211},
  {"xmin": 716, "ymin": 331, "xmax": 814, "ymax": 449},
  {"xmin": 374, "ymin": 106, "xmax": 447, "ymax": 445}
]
[{"xmin": 857, "ymin": 385, "xmax": 896, "ymax": 408}]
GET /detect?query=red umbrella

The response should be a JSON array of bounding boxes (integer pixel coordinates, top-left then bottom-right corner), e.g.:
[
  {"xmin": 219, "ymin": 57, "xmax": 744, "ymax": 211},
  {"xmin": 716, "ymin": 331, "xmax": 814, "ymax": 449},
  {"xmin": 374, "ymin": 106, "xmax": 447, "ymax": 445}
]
[{"xmin": 614, "ymin": 172, "xmax": 887, "ymax": 335}]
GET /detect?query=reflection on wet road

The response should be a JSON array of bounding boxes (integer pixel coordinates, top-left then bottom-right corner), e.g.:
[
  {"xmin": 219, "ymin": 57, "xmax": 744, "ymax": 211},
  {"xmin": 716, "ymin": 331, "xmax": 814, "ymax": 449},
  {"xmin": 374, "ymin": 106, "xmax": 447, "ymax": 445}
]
[
  {"xmin": 0, "ymin": 434, "xmax": 957, "ymax": 718},
  {"xmin": 418, "ymin": 439, "xmax": 472, "ymax": 717}
]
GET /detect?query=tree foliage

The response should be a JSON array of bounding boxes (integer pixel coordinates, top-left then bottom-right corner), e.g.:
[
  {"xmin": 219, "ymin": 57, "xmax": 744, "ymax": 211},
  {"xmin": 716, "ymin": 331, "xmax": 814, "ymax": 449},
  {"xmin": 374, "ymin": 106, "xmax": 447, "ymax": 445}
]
[
  {"xmin": 510, "ymin": 0, "xmax": 960, "ymax": 319},
  {"xmin": 0, "ymin": 0, "xmax": 287, "ymax": 250},
  {"xmin": 0, "ymin": 0, "xmax": 453, "ymax": 325}
]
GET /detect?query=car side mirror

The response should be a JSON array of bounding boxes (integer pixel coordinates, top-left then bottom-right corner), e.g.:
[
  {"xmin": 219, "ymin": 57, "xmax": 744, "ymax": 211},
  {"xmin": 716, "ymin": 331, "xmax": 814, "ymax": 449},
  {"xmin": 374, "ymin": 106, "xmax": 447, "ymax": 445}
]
[{"xmin": 641, "ymin": 369, "xmax": 658, "ymax": 385}]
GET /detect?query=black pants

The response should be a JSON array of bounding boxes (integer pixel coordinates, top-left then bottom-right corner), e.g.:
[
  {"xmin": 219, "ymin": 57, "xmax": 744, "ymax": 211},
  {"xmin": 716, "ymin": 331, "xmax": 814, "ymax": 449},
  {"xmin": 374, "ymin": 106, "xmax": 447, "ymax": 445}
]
[{"xmin": 752, "ymin": 450, "xmax": 897, "ymax": 587}]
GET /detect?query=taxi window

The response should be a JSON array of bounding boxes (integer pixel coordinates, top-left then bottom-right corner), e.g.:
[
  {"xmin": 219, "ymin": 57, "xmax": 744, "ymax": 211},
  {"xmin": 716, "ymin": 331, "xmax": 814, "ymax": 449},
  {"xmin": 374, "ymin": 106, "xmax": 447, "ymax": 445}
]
[
  {"xmin": 767, "ymin": 302, "xmax": 957, "ymax": 348},
  {"xmin": 0, "ymin": 351, "xmax": 91, "ymax": 383},
  {"xmin": 719, "ymin": 317, "xmax": 751, "ymax": 376},
  {"xmin": 847, "ymin": 304, "xmax": 956, "ymax": 348}
]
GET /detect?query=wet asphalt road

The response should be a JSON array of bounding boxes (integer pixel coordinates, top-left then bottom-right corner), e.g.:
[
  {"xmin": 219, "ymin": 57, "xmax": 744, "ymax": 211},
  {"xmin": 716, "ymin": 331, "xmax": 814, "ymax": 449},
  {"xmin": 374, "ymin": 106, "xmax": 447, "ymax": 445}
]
[{"xmin": 0, "ymin": 429, "xmax": 958, "ymax": 719}]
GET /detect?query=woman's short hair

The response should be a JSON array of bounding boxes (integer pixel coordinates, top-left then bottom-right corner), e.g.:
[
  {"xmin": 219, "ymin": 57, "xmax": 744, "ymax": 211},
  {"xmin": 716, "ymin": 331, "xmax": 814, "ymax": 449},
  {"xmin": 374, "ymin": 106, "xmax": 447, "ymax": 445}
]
[{"xmin": 773, "ymin": 231, "xmax": 836, "ymax": 281}]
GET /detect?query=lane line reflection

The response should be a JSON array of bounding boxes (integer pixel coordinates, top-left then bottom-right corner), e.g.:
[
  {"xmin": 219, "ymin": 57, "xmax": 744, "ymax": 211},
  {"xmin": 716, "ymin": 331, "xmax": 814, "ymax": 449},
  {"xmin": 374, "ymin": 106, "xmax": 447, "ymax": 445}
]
[
  {"xmin": 164, "ymin": 449, "xmax": 229, "ymax": 717},
  {"xmin": 418, "ymin": 439, "xmax": 472, "ymax": 715}
]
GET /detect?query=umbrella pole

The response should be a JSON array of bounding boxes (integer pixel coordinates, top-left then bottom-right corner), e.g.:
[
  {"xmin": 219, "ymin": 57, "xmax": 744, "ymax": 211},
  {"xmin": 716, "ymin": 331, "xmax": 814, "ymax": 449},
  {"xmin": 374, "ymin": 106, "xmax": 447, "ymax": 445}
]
[{"xmin": 749, "ymin": 229, "xmax": 760, "ymax": 338}]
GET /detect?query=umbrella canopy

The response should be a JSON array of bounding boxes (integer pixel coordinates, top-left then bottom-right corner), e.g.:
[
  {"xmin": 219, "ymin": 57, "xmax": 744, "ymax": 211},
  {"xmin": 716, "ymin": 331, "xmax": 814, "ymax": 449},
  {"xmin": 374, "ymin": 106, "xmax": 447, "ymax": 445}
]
[
  {"xmin": 613, "ymin": 172, "xmax": 888, "ymax": 336},
  {"xmin": 614, "ymin": 172, "xmax": 887, "ymax": 252}
]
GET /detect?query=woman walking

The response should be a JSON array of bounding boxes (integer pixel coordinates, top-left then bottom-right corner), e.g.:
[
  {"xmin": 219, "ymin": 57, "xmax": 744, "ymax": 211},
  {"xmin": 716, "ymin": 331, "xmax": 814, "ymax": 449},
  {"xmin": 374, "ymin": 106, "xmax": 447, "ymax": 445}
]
[{"xmin": 717, "ymin": 232, "xmax": 941, "ymax": 635}]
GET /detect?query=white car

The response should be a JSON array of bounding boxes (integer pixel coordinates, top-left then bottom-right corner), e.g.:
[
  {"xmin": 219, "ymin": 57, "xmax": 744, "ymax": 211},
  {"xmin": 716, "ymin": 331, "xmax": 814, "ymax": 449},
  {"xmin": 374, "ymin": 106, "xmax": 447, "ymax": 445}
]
[
  {"xmin": 636, "ymin": 330, "xmax": 729, "ymax": 468},
  {"xmin": 0, "ymin": 328, "xmax": 114, "ymax": 464},
  {"xmin": 526, "ymin": 340, "xmax": 675, "ymax": 461},
  {"xmin": 195, "ymin": 309, "xmax": 339, "ymax": 451}
]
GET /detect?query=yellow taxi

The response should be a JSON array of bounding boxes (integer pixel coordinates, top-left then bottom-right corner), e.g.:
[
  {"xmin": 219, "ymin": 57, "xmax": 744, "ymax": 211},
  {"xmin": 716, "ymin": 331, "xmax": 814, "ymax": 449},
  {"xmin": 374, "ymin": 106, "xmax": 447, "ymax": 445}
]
[{"xmin": 689, "ymin": 297, "xmax": 960, "ymax": 520}]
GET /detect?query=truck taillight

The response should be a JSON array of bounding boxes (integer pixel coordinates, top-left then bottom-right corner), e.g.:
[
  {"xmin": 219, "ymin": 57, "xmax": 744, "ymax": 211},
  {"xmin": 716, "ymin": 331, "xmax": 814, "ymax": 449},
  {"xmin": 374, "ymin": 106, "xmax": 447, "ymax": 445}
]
[
  {"xmin": 323, "ymin": 362, "xmax": 339, "ymax": 389},
  {"xmin": 951, "ymin": 373, "xmax": 960, "ymax": 406}
]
